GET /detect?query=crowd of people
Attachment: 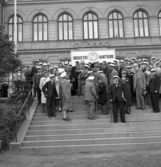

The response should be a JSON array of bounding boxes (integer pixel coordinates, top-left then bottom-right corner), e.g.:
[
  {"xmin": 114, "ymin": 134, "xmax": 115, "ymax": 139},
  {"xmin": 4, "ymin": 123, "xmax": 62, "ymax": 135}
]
[{"xmin": 24, "ymin": 56, "xmax": 161, "ymax": 122}]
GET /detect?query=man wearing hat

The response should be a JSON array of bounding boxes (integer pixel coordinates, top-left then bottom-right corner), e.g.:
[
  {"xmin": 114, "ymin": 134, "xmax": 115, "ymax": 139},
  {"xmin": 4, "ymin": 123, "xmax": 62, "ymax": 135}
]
[
  {"xmin": 84, "ymin": 76, "xmax": 98, "ymax": 120},
  {"xmin": 110, "ymin": 76, "xmax": 126, "ymax": 123},
  {"xmin": 60, "ymin": 72, "xmax": 72, "ymax": 121},
  {"xmin": 120, "ymin": 70, "xmax": 131, "ymax": 114},
  {"xmin": 149, "ymin": 69, "xmax": 160, "ymax": 113},
  {"xmin": 42, "ymin": 74, "xmax": 58, "ymax": 118},
  {"xmin": 109, "ymin": 63, "xmax": 118, "ymax": 86}
]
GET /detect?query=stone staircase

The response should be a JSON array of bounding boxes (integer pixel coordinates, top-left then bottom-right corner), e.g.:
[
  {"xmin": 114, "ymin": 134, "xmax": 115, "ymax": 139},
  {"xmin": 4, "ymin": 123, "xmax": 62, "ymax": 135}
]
[{"xmin": 20, "ymin": 96, "xmax": 161, "ymax": 154}]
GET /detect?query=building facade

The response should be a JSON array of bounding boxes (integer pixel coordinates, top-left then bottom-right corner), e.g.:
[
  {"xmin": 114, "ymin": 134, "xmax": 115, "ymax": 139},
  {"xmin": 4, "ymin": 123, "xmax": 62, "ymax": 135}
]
[
  {"xmin": 3, "ymin": 0, "xmax": 161, "ymax": 65},
  {"xmin": 0, "ymin": 0, "xmax": 4, "ymax": 29}
]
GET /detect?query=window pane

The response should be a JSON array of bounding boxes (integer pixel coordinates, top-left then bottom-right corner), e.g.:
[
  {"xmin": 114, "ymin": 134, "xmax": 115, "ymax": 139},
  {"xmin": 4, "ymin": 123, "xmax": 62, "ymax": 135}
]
[
  {"xmin": 138, "ymin": 11, "xmax": 142, "ymax": 18},
  {"xmin": 84, "ymin": 14, "xmax": 87, "ymax": 20},
  {"xmin": 109, "ymin": 20, "xmax": 113, "ymax": 38},
  {"xmin": 113, "ymin": 12, "xmax": 117, "ymax": 19},
  {"xmin": 134, "ymin": 20, "xmax": 139, "ymax": 37},
  {"xmin": 159, "ymin": 19, "xmax": 161, "ymax": 36},
  {"xmin": 34, "ymin": 24, "xmax": 37, "ymax": 41},
  {"xmin": 18, "ymin": 24, "xmax": 22, "ymax": 41},
  {"xmin": 64, "ymin": 22, "xmax": 68, "ymax": 39},
  {"xmin": 69, "ymin": 22, "xmax": 73, "ymax": 39},
  {"xmin": 139, "ymin": 19, "xmax": 144, "ymax": 36},
  {"xmin": 9, "ymin": 18, "xmax": 12, "ymax": 23},
  {"xmin": 94, "ymin": 21, "xmax": 98, "ymax": 38},
  {"xmin": 93, "ymin": 14, "xmax": 97, "ymax": 20},
  {"xmin": 114, "ymin": 20, "xmax": 118, "ymax": 37},
  {"xmin": 68, "ymin": 15, "xmax": 72, "ymax": 21},
  {"xmin": 9, "ymin": 24, "xmax": 13, "ymax": 41},
  {"xmin": 143, "ymin": 12, "xmax": 147, "ymax": 18},
  {"xmin": 159, "ymin": 12, "xmax": 161, "ymax": 18},
  {"xmin": 118, "ymin": 13, "xmax": 122, "ymax": 19},
  {"xmin": 89, "ymin": 21, "xmax": 93, "ymax": 39},
  {"xmin": 33, "ymin": 16, "xmax": 38, "ymax": 23},
  {"xmin": 119, "ymin": 20, "xmax": 123, "ymax": 37},
  {"xmin": 59, "ymin": 15, "xmax": 63, "ymax": 21},
  {"xmin": 63, "ymin": 14, "xmax": 67, "ymax": 21},
  {"xmin": 144, "ymin": 19, "xmax": 149, "ymax": 36},
  {"xmin": 109, "ymin": 14, "xmax": 112, "ymax": 19},
  {"xmin": 38, "ymin": 15, "xmax": 42, "ymax": 22},
  {"xmin": 59, "ymin": 23, "xmax": 63, "ymax": 40},
  {"xmin": 38, "ymin": 23, "xmax": 42, "ymax": 40},
  {"xmin": 44, "ymin": 23, "xmax": 47, "ymax": 40},
  {"xmin": 88, "ymin": 13, "xmax": 92, "ymax": 20},
  {"xmin": 134, "ymin": 13, "xmax": 137, "ymax": 18},
  {"xmin": 84, "ymin": 22, "xmax": 88, "ymax": 39},
  {"xmin": 43, "ymin": 16, "xmax": 47, "ymax": 22}
]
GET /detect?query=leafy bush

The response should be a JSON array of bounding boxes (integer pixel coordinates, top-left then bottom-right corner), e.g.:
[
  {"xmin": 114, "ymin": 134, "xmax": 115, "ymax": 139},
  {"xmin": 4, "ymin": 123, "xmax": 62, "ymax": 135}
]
[{"xmin": 0, "ymin": 80, "xmax": 34, "ymax": 151}]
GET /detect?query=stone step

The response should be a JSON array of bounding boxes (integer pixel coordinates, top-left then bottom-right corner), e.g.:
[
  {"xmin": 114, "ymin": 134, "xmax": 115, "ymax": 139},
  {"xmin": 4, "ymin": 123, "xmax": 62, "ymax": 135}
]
[
  {"xmin": 27, "ymin": 125, "xmax": 161, "ymax": 136},
  {"xmin": 20, "ymin": 142, "xmax": 160, "ymax": 154},
  {"xmin": 24, "ymin": 130, "xmax": 161, "ymax": 142}
]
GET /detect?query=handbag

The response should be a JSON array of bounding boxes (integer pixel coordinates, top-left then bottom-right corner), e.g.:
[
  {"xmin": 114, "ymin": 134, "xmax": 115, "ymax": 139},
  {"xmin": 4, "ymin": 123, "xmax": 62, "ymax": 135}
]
[{"xmin": 142, "ymin": 89, "xmax": 148, "ymax": 96}]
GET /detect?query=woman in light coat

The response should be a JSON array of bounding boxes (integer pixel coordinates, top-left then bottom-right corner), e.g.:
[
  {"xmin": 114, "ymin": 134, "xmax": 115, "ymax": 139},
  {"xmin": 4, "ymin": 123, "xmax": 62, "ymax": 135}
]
[{"xmin": 39, "ymin": 71, "xmax": 49, "ymax": 112}]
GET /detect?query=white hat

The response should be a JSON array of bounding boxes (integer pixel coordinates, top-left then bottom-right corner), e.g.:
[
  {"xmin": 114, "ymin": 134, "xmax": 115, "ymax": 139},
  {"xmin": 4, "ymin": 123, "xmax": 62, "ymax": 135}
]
[
  {"xmin": 84, "ymin": 65, "xmax": 89, "ymax": 69},
  {"xmin": 54, "ymin": 66, "xmax": 58, "ymax": 69},
  {"xmin": 43, "ymin": 63, "xmax": 47, "ymax": 66},
  {"xmin": 49, "ymin": 67, "xmax": 54, "ymax": 70},
  {"xmin": 60, "ymin": 72, "xmax": 67, "ymax": 78},
  {"xmin": 39, "ymin": 62, "xmax": 43, "ymax": 65},
  {"xmin": 124, "ymin": 58, "xmax": 129, "ymax": 61},
  {"xmin": 47, "ymin": 63, "xmax": 50, "ymax": 66},
  {"xmin": 87, "ymin": 76, "xmax": 94, "ymax": 80},
  {"xmin": 35, "ymin": 60, "xmax": 39, "ymax": 62},
  {"xmin": 37, "ymin": 66, "xmax": 41, "ymax": 69},
  {"xmin": 88, "ymin": 71, "xmax": 93, "ymax": 74},
  {"xmin": 120, "ymin": 60, "xmax": 124, "ymax": 63},
  {"xmin": 131, "ymin": 57, "xmax": 137, "ymax": 60},
  {"xmin": 113, "ymin": 75, "xmax": 119, "ymax": 79},
  {"xmin": 98, "ymin": 71, "xmax": 104, "ymax": 74},
  {"xmin": 109, "ymin": 63, "xmax": 115, "ymax": 67},
  {"xmin": 50, "ymin": 74, "xmax": 55, "ymax": 78},
  {"xmin": 151, "ymin": 69, "xmax": 156, "ymax": 72}
]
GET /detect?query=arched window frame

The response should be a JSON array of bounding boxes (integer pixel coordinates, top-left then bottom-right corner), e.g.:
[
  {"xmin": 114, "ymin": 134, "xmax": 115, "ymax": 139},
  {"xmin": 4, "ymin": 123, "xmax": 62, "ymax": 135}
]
[
  {"xmin": 83, "ymin": 12, "xmax": 99, "ymax": 39},
  {"xmin": 158, "ymin": 11, "xmax": 161, "ymax": 36},
  {"xmin": 8, "ymin": 15, "xmax": 23, "ymax": 42},
  {"xmin": 133, "ymin": 10, "xmax": 150, "ymax": 37},
  {"xmin": 58, "ymin": 13, "xmax": 74, "ymax": 40},
  {"xmin": 33, "ymin": 14, "xmax": 48, "ymax": 41},
  {"xmin": 107, "ymin": 11, "xmax": 124, "ymax": 38}
]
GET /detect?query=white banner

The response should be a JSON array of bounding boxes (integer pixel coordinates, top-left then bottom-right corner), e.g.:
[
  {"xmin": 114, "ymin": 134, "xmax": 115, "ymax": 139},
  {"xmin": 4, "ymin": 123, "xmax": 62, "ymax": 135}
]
[{"xmin": 71, "ymin": 49, "xmax": 116, "ymax": 66}]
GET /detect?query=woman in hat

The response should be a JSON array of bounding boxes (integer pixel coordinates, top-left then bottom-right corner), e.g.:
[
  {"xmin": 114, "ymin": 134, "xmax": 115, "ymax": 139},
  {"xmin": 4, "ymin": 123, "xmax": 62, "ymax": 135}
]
[
  {"xmin": 39, "ymin": 71, "xmax": 49, "ymax": 112},
  {"xmin": 120, "ymin": 70, "xmax": 131, "ymax": 114}
]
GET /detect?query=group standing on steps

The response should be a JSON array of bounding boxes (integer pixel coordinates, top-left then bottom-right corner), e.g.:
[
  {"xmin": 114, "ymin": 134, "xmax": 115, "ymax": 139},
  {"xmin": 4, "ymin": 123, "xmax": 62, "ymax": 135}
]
[{"xmin": 24, "ymin": 56, "xmax": 161, "ymax": 122}]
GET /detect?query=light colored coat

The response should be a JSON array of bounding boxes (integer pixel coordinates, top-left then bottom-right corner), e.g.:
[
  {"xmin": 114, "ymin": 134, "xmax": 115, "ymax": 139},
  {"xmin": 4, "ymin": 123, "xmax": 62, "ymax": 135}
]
[
  {"xmin": 84, "ymin": 80, "xmax": 98, "ymax": 102},
  {"xmin": 39, "ymin": 77, "xmax": 47, "ymax": 103},
  {"xmin": 133, "ymin": 71, "xmax": 146, "ymax": 90}
]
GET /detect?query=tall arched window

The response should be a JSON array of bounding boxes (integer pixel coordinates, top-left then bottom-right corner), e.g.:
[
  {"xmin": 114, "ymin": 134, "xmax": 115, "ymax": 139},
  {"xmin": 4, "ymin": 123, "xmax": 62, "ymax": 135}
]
[
  {"xmin": 8, "ymin": 15, "xmax": 23, "ymax": 41},
  {"xmin": 158, "ymin": 11, "xmax": 161, "ymax": 36},
  {"xmin": 108, "ymin": 11, "xmax": 124, "ymax": 38},
  {"xmin": 83, "ymin": 12, "xmax": 99, "ymax": 39},
  {"xmin": 33, "ymin": 14, "xmax": 48, "ymax": 41},
  {"xmin": 58, "ymin": 13, "xmax": 73, "ymax": 40},
  {"xmin": 133, "ymin": 10, "xmax": 149, "ymax": 37}
]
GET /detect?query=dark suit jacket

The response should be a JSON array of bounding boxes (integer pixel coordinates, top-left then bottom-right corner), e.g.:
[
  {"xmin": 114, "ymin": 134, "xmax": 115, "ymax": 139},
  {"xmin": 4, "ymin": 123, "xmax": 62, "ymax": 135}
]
[
  {"xmin": 31, "ymin": 66, "xmax": 37, "ymax": 77},
  {"xmin": 110, "ymin": 82, "xmax": 125, "ymax": 102},
  {"xmin": 42, "ymin": 81, "xmax": 58, "ymax": 99},
  {"xmin": 33, "ymin": 73, "xmax": 42, "ymax": 88},
  {"xmin": 149, "ymin": 75, "xmax": 160, "ymax": 93}
]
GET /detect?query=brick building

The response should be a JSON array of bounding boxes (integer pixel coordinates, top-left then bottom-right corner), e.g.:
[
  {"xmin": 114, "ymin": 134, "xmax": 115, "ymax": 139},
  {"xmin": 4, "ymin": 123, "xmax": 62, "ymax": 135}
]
[
  {"xmin": 0, "ymin": 0, "xmax": 4, "ymax": 29},
  {"xmin": 3, "ymin": 0, "xmax": 161, "ymax": 65}
]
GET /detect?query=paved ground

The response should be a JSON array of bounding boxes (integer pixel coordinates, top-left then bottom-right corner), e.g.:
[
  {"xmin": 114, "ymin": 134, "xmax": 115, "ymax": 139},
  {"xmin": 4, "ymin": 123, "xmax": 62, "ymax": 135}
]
[{"xmin": 1, "ymin": 149, "xmax": 161, "ymax": 167}]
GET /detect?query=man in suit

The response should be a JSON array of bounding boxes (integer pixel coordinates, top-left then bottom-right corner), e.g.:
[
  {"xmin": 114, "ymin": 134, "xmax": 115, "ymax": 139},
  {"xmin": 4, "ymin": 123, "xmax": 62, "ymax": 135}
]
[
  {"xmin": 42, "ymin": 74, "xmax": 58, "ymax": 118},
  {"xmin": 33, "ymin": 66, "xmax": 42, "ymax": 104},
  {"xmin": 110, "ymin": 76, "xmax": 126, "ymax": 123},
  {"xmin": 149, "ymin": 69, "xmax": 160, "ymax": 113},
  {"xmin": 71, "ymin": 61, "xmax": 80, "ymax": 95},
  {"xmin": 84, "ymin": 76, "xmax": 98, "ymax": 120},
  {"xmin": 133, "ymin": 66, "xmax": 146, "ymax": 110}
]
